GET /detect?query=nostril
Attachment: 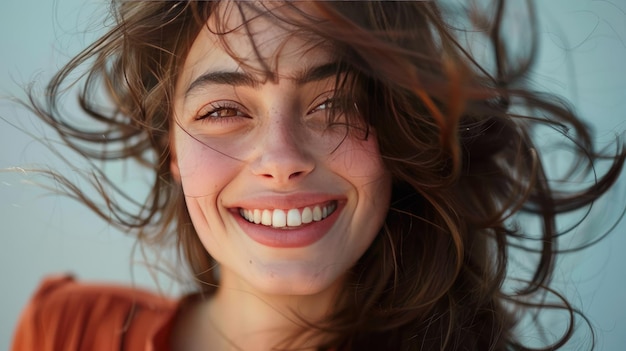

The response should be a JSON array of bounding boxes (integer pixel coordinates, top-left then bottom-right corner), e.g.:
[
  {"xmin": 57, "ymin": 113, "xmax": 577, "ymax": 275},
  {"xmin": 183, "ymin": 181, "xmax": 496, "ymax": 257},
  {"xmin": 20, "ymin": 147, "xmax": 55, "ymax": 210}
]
[{"xmin": 289, "ymin": 171, "xmax": 304, "ymax": 179}]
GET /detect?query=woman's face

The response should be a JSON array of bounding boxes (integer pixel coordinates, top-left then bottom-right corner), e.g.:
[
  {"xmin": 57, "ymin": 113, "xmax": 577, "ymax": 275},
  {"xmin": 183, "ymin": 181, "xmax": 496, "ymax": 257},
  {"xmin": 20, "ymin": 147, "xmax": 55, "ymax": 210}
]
[{"xmin": 171, "ymin": 3, "xmax": 391, "ymax": 296}]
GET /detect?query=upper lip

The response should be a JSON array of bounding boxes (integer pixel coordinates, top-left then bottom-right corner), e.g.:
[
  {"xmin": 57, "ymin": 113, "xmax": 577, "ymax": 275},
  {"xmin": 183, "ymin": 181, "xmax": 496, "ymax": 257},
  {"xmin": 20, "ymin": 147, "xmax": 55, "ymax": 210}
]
[{"xmin": 226, "ymin": 192, "xmax": 346, "ymax": 210}]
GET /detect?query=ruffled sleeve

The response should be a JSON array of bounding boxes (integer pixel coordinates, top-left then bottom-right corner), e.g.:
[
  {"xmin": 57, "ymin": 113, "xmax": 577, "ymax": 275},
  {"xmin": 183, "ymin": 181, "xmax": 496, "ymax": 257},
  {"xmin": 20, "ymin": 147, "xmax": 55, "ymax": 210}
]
[{"xmin": 11, "ymin": 275, "xmax": 178, "ymax": 351}]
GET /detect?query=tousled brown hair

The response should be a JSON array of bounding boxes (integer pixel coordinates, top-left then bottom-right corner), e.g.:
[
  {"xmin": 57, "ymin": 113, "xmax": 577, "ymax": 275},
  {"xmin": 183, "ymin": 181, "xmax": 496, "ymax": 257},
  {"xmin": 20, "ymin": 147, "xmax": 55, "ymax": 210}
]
[{"xmin": 19, "ymin": 1, "xmax": 625, "ymax": 350}]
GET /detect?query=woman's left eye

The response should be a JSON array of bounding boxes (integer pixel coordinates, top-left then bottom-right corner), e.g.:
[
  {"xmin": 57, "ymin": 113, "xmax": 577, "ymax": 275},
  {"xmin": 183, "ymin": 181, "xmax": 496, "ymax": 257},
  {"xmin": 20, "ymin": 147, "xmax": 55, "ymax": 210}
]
[{"xmin": 309, "ymin": 98, "xmax": 336, "ymax": 114}]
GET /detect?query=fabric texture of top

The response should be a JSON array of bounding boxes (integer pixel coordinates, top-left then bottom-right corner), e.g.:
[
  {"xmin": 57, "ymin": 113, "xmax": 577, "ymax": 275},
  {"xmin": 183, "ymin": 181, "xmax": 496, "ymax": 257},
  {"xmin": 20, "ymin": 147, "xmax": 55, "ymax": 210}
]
[{"xmin": 11, "ymin": 275, "xmax": 180, "ymax": 351}]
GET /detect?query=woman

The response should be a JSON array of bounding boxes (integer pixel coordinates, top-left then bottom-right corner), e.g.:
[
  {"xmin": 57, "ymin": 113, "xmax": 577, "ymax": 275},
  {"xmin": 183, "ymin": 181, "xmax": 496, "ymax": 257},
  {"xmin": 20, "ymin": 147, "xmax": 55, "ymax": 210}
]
[{"xmin": 10, "ymin": 1, "xmax": 625, "ymax": 350}]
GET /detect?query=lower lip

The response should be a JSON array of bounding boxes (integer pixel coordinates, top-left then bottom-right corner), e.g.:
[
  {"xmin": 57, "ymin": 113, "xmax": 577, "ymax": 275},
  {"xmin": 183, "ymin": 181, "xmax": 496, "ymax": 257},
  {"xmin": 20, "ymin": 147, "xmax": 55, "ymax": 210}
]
[{"xmin": 232, "ymin": 203, "xmax": 343, "ymax": 248}]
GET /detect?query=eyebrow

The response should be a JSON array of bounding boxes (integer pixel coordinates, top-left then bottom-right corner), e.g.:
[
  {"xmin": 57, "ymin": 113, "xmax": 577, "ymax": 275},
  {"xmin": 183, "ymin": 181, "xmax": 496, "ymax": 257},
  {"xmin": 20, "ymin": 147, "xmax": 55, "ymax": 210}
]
[{"xmin": 184, "ymin": 61, "xmax": 344, "ymax": 97}]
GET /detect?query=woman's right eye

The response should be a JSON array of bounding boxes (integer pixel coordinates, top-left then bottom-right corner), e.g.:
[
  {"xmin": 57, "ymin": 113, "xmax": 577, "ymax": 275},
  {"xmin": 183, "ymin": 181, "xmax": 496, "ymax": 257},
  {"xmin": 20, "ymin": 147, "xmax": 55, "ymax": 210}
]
[{"xmin": 195, "ymin": 102, "xmax": 249, "ymax": 121}]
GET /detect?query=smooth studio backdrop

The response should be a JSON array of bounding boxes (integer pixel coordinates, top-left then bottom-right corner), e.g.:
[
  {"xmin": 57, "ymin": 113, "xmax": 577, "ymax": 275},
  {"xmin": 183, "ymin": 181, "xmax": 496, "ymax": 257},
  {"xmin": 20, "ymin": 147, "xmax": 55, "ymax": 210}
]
[{"xmin": 1, "ymin": 1, "xmax": 625, "ymax": 349}]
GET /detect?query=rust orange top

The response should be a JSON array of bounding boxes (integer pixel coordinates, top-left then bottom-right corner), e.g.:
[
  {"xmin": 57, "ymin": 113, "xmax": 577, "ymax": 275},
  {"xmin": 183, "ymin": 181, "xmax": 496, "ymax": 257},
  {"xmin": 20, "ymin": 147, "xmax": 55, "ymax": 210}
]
[{"xmin": 11, "ymin": 276, "xmax": 180, "ymax": 351}]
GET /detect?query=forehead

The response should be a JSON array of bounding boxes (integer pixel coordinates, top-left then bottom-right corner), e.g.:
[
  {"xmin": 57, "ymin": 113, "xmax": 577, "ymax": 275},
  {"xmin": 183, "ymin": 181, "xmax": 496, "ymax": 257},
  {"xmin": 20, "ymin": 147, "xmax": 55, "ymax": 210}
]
[{"xmin": 179, "ymin": 2, "xmax": 334, "ymax": 86}]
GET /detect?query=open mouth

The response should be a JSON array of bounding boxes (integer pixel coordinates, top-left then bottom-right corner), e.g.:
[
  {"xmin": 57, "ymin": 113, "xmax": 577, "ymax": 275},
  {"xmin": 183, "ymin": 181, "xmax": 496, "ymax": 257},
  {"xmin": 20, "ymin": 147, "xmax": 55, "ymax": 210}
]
[{"xmin": 238, "ymin": 200, "xmax": 338, "ymax": 229}]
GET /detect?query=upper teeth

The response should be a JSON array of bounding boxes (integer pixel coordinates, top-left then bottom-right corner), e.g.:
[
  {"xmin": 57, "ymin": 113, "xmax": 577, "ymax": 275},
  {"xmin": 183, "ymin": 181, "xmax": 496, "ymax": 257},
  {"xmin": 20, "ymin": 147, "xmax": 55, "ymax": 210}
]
[{"xmin": 239, "ymin": 202, "xmax": 337, "ymax": 228}]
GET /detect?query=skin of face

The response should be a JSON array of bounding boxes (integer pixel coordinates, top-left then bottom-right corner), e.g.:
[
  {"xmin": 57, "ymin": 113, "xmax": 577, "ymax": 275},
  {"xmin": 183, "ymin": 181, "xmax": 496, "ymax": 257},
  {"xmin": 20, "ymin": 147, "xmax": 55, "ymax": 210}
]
[{"xmin": 170, "ymin": 3, "xmax": 392, "ymax": 300}]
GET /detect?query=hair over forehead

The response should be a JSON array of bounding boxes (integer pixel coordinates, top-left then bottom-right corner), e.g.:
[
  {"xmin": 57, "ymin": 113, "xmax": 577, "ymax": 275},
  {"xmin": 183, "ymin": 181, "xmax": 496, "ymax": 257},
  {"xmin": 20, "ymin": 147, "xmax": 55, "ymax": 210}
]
[
  {"xmin": 193, "ymin": 1, "xmax": 345, "ymax": 82},
  {"xmin": 181, "ymin": 1, "xmax": 442, "ymax": 87}
]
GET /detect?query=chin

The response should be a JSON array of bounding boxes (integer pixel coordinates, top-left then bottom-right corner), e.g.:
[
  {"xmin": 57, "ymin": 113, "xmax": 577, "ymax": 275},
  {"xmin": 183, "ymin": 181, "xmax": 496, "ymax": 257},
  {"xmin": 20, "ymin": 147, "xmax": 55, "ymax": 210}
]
[{"xmin": 243, "ymin": 261, "xmax": 344, "ymax": 297}]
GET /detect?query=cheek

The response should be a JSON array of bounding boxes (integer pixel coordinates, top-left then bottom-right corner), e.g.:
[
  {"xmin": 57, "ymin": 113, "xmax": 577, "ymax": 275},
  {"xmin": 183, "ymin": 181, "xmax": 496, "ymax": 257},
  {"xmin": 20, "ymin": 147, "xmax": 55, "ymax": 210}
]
[
  {"xmin": 175, "ymin": 132, "xmax": 242, "ymax": 198},
  {"xmin": 338, "ymin": 137, "xmax": 391, "ymax": 225},
  {"xmin": 329, "ymin": 136, "xmax": 389, "ymax": 185}
]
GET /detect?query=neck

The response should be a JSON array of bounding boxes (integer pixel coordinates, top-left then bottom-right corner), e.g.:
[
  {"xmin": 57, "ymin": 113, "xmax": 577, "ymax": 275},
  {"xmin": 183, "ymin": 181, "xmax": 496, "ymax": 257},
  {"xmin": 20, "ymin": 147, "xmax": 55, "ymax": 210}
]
[{"xmin": 182, "ymin": 268, "xmax": 342, "ymax": 351}]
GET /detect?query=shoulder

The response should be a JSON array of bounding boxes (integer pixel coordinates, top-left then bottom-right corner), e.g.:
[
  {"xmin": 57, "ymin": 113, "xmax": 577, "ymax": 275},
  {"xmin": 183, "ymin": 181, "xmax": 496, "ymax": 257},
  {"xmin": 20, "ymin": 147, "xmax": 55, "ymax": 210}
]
[{"xmin": 11, "ymin": 275, "xmax": 177, "ymax": 351}]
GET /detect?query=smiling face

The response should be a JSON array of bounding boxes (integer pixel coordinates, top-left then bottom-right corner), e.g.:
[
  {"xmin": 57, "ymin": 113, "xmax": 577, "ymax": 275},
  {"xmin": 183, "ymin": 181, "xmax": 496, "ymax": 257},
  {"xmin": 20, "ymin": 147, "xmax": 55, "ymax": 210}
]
[{"xmin": 170, "ymin": 3, "xmax": 391, "ymax": 297}]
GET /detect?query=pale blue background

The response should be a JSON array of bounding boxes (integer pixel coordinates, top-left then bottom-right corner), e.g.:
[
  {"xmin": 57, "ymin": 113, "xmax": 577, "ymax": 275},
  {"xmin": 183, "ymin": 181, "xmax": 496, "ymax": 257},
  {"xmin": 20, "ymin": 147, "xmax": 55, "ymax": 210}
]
[{"xmin": 1, "ymin": 0, "xmax": 625, "ymax": 349}]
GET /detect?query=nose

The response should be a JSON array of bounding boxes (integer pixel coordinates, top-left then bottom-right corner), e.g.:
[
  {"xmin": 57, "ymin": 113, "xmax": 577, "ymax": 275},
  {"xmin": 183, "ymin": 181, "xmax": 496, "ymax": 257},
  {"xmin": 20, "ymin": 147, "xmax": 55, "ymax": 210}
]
[{"xmin": 249, "ymin": 118, "xmax": 315, "ymax": 184}]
